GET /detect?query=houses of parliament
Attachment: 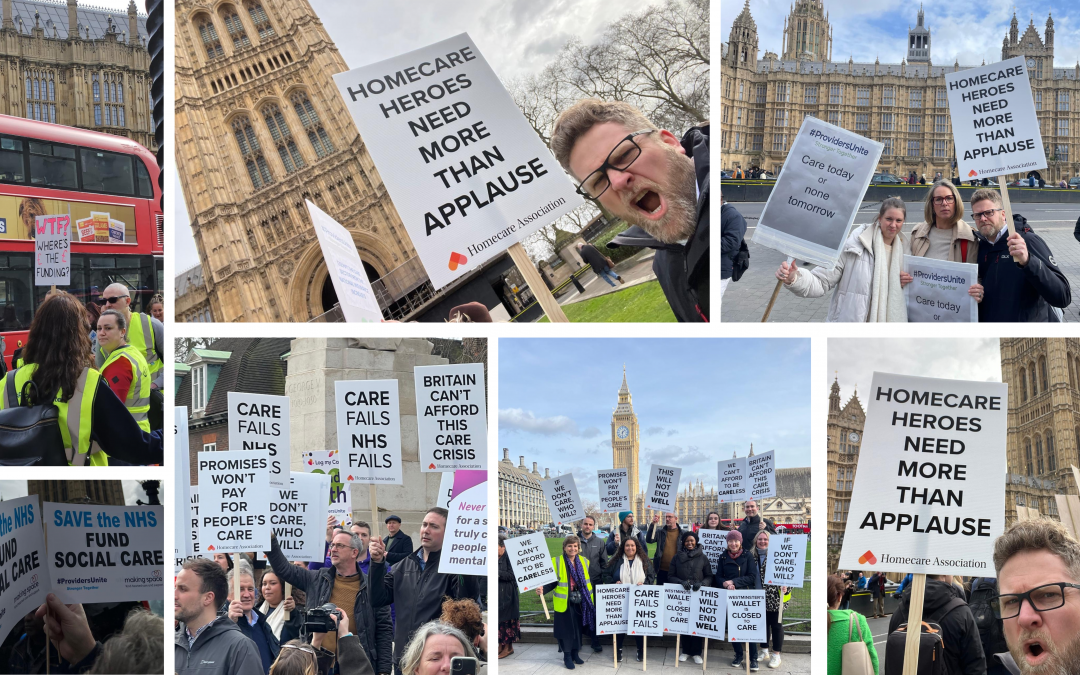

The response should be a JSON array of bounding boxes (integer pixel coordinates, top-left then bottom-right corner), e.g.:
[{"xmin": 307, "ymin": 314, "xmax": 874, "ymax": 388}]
[{"xmin": 721, "ymin": 1, "xmax": 1079, "ymax": 182}]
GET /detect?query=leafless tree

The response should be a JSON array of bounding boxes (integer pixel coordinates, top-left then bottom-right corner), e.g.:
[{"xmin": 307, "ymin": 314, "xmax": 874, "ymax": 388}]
[
  {"xmin": 175, "ymin": 337, "xmax": 212, "ymax": 362},
  {"xmin": 523, "ymin": 201, "xmax": 601, "ymax": 260}
]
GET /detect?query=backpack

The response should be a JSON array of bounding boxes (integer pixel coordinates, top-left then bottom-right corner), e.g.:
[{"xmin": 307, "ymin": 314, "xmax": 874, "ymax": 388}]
[
  {"xmin": 969, "ymin": 578, "xmax": 1008, "ymax": 661},
  {"xmin": 884, "ymin": 597, "xmax": 966, "ymax": 675}
]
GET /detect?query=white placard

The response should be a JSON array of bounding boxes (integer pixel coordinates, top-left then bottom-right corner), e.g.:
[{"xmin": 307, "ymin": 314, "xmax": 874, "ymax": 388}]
[
  {"xmin": 541, "ymin": 474, "xmax": 584, "ymax": 525},
  {"xmin": 302, "ymin": 451, "xmax": 352, "ymax": 527},
  {"xmin": 903, "ymin": 256, "xmax": 978, "ymax": 323},
  {"xmin": 748, "ymin": 450, "xmax": 776, "ymax": 500},
  {"xmin": 645, "ymin": 464, "xmax": 682, "ymax": 511},
  {"xmin": 175, "ymin": 407, "xmax": 191, "ymax": 559},
  {"xmin": 305, "ymin": 200, "xmax": 384, "ymax": 322},
  {"xmin": 437, "ymin": 470, "xmax": 455, "ymax": 509},
  {"xmin": 175, "ymin": 487, "xmax": 202, "ymax": 573},
  {"xmin": 46, "ymin": 503, "xmax": 162, "ymax": 603},
  {"xmin": 692, "ymin": 586, "xmax": 727, "ymax": 639},
  {"xmin": 597, "ymin": 468, "xmax": 630, "ymax": 513},
  {"xmin": 718, "ymin": 457, "xmax": 748, "ymax": 502},
  {"xmin": 663, "ymin": 584, "xmax": 692, "ymax": 634},
  {"xmin": 334, "ymin": 380, "xmax": 403, "ymax": 484},
  {"xmin": 440, "ymin": 470, "xmax": 487, "ymax": 575},
  {"xmin": 415, "ymin": 363, "xmax": 487, "ymax": 472},
  {"xmin": 753, "ymin": 117, "xmax": 883, "ymax": 268},
  {"xmin": 698, "ymin": 530, "xmax": 728, "ymax": 571},
  {"xmin": 0, "ymin": 496, "xmax": 50, "ymax": 643},
  {"xmin": 838, "ymin": 372, "xmax": 1008, "ymax": 575},
  {"xmin": 596, "ymin": 585, "xmax": 630, "ymax": 635},
  {"xmin": 34, "ymin": 214, "xmax": 70, "ymax": 286},
  {"xmin": 332, "ymin": 33, "xmax": 582, "ymax": 289},
  {"xmin": 946, "ymin": 56, "xmax": 1046, "ymax": 180},
  {"xmin": 273, "ymin": 472, "xmax": 330, "ymax": 562},
  {"xmin": 727, "ymin": 590, "xmax": 766, "ymax": 642},
  {"xmin": 504, "ymin": 532, "xmax": 556, "ymax": 592},
  {"xmin": 228, "ymin": 392, "xmax": 289, "ymax": 488},
  {"xmin": 765, "ymin": 533, "xmax": 808, "ymax": 587},
  {"xmin": 198, "ymin": 450, "xmax": 272, "ymax": 554},
  {"xmin": 629, "ymin": 586, "xmax": 664, "ymax": 636}
]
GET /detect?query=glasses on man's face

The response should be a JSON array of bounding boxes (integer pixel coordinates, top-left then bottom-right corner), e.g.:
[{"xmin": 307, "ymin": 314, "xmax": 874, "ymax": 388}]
[
  {"xmin": 328, "ymin": 543, "xmax": 354, "ymax": 550},
  {"xmin": 992, "ymin": 582, "xmax": 1080, "ymax": 619},
  {"xmin": 972, "ymin": 208, "xmax": 1003, "ymax": 221},
  {"xmin": 932, "ymin": 195, "xmax": 955, "ymax": 205},
  {"xmin": 99, "ymin": 295, "xmax": 128, "ymax": 305},
  {"xmin": 576, "ymin": 129, "xmax": 655, "ymax": 200}
]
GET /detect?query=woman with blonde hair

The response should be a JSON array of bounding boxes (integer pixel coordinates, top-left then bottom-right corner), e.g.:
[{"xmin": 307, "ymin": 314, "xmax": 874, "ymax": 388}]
[{"xmin": 911, "ymin": 179, "xmax": 978, "ymax": 263}]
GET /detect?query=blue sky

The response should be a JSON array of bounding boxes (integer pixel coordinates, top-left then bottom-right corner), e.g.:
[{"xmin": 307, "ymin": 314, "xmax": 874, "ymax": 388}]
[
  {"xmin": 498, "ymin": 339, "xmax": 811, "ymax": 504},
  {"xmin": 720, "ymin": 1, "xmax": 1080, "ymax": 68}
]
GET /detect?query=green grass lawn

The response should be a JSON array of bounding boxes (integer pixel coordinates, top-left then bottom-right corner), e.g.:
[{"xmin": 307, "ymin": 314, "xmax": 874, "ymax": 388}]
[{"xmin": 540, "ymin": 281, "xmax": 676, "ymax": 323}]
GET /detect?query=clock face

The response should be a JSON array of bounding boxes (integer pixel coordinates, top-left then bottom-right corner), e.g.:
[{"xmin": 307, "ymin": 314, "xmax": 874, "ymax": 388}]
[
  {"xmin": 1028, "ymin": 58, "xmax": 1036, "ymax": 67},
  {"xmin": 848, "ymin": 432, "xmax": 860, "ymax": 443},
  {"xmin": 617, "ymin": 425, "xmax": 630, "ymax": 439}
]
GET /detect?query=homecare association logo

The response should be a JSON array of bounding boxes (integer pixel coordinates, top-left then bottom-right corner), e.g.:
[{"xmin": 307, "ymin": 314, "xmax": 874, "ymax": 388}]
[
  {"xmin": 448, "ymin": 252, "xmax": 468, "ymax": 271},
  {"xmin": 858, "ymin": 550, "xmax": 878, "ymax": 565}
]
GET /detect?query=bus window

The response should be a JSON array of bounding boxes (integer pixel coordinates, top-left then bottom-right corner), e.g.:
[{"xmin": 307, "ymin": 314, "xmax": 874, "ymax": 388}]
[
  {"xmin": 136, "ymin": 159, "xmax": 153, "ymax": 198},
  {"xmin": 81, "ymin": 149, "xmax": 134, "ymax": 196},
  {"xmin": 28, "ymin": 142, "xmax": 78, "ymax": 189},
  {"xmin": 82, "ymin": 255, "xmax": 158, "ymax": 313},
  {"xmin": 0, "ymin": 254, "xmax": 35, "ymax": 331},
  {"xmin": 0, "ymin": 138, "xmax": 25, "ymax": 183}
]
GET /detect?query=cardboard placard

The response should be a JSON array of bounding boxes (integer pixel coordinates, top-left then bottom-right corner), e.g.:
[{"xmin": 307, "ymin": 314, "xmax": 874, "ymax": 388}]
[
  {"xmin": 415, "ymin": 363, "xmax": 487, "ymax": 472},
  {"xmin": 504, "ymin": 532, "xmax": 556, "ymax": 592},
  {"xmin": 629, "ymin": 586, "xmax": 663, "ymax": 636},
  {"xmin": 697, "ymin": 530, "xmax": 728, "ymax": 572},
  {"xmin": 228, "ymin": 392, "xmax": 289, "ymax": 488},
  {"xmin": 764, "ymin": 533, "xmax": 808, "ymax": 587},
  {"xmin": 692, "ymin": 586, "xmax": 727, "ymax": 639},
  {"xmin": 198, "ymin": 450, "xmax": 272, "ymax": 554},
  {"xmin": 302, "ymin": 451, "xmax": 352, "ymax": 527},
  {"xmin": 598, "ymin": 468, "xmax": 630, "ymax": 513},
  {"xmin": 541, "ymin": 474, "xmax": 584, "ymax": 525},
  {"xmin": 305, "ymin": 200, "xmax": 385, "ymax": 322},
  {"xmin": 334, "ymin": 380, "xmax": 403, "ymax": 485},
  {"xmin": 273, "ymin": 472, "xmax": 330, "ymax": 562},
  {"xmin": 726, "ymin": 590, "xmax": 766, "ymax": 642},
  {"xmin": 175, "ymin": 407, "xmax": 192, "ymax": 558},
  {"xmin": 718, "ymin": 457, "xmax": 748, "ymax": 503},
  {"xmin": 440, "ymin": 470, "xmax": 487, "ymax": 575},
  {"xmin": 596, "ymin": 584, "xmax": 630, "ymax": 635},
  {"xmin": 903, "ymin": 256, "xmax": 979, "ymax": 323},
  {"xmin": 748, "ymin": 450, "xmax": 776, "ymax": 500},
  {"xmin": 46, "ymin": 503, "xmax": 163, "ymax": 603},
  {"xmin": 663, "ymin": 583, "xmax": 692, "ymax": 634},
  {"xmin": 645, "ymin": 464, "xmax": 682, "ymax": 511},
  {"xmin": 34, "ymin": 214, "xmax": 70, "ymax": 286},
  {"xmin": 0, "ymin": 496, "xmax": 50, "ymax": 643}
]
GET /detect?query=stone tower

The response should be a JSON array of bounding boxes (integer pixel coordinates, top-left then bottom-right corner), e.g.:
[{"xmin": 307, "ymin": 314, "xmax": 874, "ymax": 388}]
[
  {"xmin": 611, "ymin": 366, "xmax": 641, "ymax": 499},
  {"xmin": 175, "ymin": 0, "xmax": 420, "ymax": 322},
  {"xmin": 782, "ymin": 0, "xmax": 832, "ymax": 62},
  {"xmin": 1002, "ymin": 11, "xmax": 1054, "ymax": 80},
  {"xmin": 825, "ymin": 376, "xmax": 865, "ymax": 573},
  {"xmin": 726, "ymin": 0, "xmax": 759, "ymax": 69},
  {"xmin": 907, "ymin": 3, "xmax": 930, "ymax": 63}
]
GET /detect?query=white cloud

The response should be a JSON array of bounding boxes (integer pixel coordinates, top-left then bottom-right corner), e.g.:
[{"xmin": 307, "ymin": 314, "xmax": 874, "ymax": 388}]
[{"xmin": 499, "ymin": 408, "xmax": 581, "ymax": 436}]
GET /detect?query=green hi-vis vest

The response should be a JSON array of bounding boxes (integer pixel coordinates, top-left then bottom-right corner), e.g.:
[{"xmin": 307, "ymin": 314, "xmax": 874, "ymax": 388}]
[
  {"xmin": 553, "ymin": 554, "xmax": 593, "ymax": 613},
  {"xmin": 101, "ymin": 344, "xmax": 151, "ymax": 433},
  {"xmin": 126, "ymin": 312, "xmax": 161, "ymax": 386},
  {"xmin": 0, "ymin": 365, "xmax": 108, "ymax": 466}
]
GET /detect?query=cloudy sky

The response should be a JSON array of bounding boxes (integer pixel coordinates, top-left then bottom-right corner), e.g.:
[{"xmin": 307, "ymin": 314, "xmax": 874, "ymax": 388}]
[
  {"xmin": 828, "ymin": 339, "xmax": 1002, "ymax": 408},
  {"xmin": 0, "ymin": 481, "xmax": 157, "ymax": 505},
  {"xmin": 175, "ymin": 0, "xmax": 674, "ymax": 270},
  {"xmin": 720, "ymin": 1, "xmax": 1080, "ymax": 68},
  {"xmin": 499, "ymin": 339, "xmax": 810, "ymax": 505}
]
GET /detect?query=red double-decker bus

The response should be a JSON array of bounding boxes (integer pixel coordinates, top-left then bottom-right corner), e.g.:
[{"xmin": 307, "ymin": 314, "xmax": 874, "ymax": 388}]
[{"xmin": 0, "ymin": 115, "xmax": 162, "ymax": 366}]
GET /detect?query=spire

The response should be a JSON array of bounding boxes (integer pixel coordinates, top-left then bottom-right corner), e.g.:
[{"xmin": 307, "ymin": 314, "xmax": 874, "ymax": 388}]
[
  {"xmin": 917, "ymin": 2, "xmax": 924, "ymax": 27},
  {"xmin": 619, "ymin": 365, "xmax": 629, "ymax": 395},
  {"xmin": 749, "ymin": 443, "xmax": 755, "ymax": 457}
]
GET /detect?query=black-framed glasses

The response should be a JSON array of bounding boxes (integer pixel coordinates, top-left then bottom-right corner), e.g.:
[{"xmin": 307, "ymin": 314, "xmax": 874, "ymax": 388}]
[
  {"xmin": 972, "ymin": 208, "xmax": 1003, "ymax": 221},
  {"xmin": 992, "ymin": 582, "xmax": 1080, "ymax": 619},
  {"xmin": 575, "ymin": 129, "xmax": 655, "ymax": 199},
  {"xmin": 98, "ymin": 295, "xmax": 128, "ymax": 305}
]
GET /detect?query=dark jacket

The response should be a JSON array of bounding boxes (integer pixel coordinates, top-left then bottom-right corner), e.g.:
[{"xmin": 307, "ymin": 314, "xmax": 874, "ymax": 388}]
[
  {"xmin": 889, "ymin": 579, "xmax": 986, "ymax": 675},
  {"xmin": 667, "ymin": 541, "xmax": 713, "ymax": 588},
  {"xmin": 737, "ymin": 517, "xmax": 776, "ymax": 551},
  {"xmin": 993, "ymin": 653, "xmax": 1020, "ymax": 675},
  {"xmin": 369, "ymin": 547, "xmax": 481, "ymax": 674},
  {"xmin": 602, "ymin": 556, "xmax": 657, "ymax": 585},
  {"xmin": 605, "ymin": 523, "xmax": 648, "ymax": 557},
  {"xmin": 257, "ymin": 600, "xmax": 305, "ymax": 644},
  {"xmin": 576, "ymin": 530, "xmax": 610, "ymax": 586},
  {"xmin": 498, "ymin": 552, "xmax": 520, "ymax": 622},
  {"xmin": 869, "ymin": 573, "xmax": 886, "ymax": 599},
  {"xmin": 721, "ymin": 203, "xmax": 748, "ymax": 280},
  {"xmin": 266, "ymin": 537, "xmax": 393, "ymax": 675},
  {"xmin": 976, "ymin": 215, "xmax": 1071, "ymax": 322},
  {"xmin": 608, "ymin": 125, "xmax": 710, "ymax": 322},
  {"xmin": 175, "ymin": 616, "xmax": 265, "ymax": 675},
  {"xmin": 222, "ymin": 602, "xmax": 280, "ymax": 673},
  {"xmin": 1074, "ymin": 215, "xmax": 1080, "ymax": 244},
  {"xmin": 578, "ymin": 244, "xmax": 613, "ymax": 273},
  {"xmin": 715, "ymin": 548, "xmax": 761, "ymax": 590},
  {"xmin": 646, "ymin": 521, "xmax": 687, "ymax": 572},
  {"xmin": 383, "ymin": 529, "xmax": 414, "ymax": 567}
]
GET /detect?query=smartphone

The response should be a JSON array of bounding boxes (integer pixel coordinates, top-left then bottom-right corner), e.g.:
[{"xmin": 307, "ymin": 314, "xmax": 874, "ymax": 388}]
[{"xmin": 450, "ymin": 656, "xmax": 479, "ymax": 675}]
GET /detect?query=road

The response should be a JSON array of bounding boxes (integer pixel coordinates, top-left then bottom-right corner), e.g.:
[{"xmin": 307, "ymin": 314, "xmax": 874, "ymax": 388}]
[{"xmin": 720, "ymin": 201, "xmax": 1080, "ymax": 322}]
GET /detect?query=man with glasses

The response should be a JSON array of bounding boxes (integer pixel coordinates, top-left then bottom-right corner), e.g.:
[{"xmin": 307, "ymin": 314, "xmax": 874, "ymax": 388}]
[
  {"xmin": 549, "ymin": 99, "xmax": 709, "ymax": 321},
  {"xmin": 176, "ymin": 558, "xmax": 263, "ymax": 675},
  {"xmin": 95, "ymin": 283, "xmax": 164, "ymax": 390},
  {"xmin": 991, "ymin": 518, "xmax": 1080, "ymax": 674},
  {"xmin": 887, "ymin": 573, "xmax": 986, "ymax": 674},
  {"xmin": 969, "ymin": 189, "xmax": 1071, "ymax": 322}
]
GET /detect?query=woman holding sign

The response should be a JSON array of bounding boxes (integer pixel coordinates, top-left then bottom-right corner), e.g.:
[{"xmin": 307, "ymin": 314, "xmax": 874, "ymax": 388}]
[
  {"xmin": 911, "ymin": 180, "xmax": 979, "ymax": 264},
  {"xmin": 717, "ymin": 530, "xmax": 762, "ymax": 671},
  {"xmin": 497, "ymin": 536, "xmax": 520, "ymax": 659},
  {"xmin": 702, "ymin": 511, "xmax": 731, "ymax": 532},
  {"xmin": 668, "ymin": 531, "xmax": 712, "ymax": 664},
  {"xmin": 603, "ymin": 536, "xmax": 656, "ymax": 663},
  {"xmin": 775, "ymin": 198, "xmax": 911, "ymax": 322},
  {"xmin": 538, "ymin": 535, "xmax": 596, "ymax": 670},
  {"xmin": 259, "ymin": 571, "xmax": 304, "ymax": 644},
  {"xmin": 752, "ymin": 532, "xmax": 786, "ymax": 669}
]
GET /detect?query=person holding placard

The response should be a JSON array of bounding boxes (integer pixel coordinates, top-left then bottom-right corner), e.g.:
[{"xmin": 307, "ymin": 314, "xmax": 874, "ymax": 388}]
[
  {"xmin": 602, "ymin": 536, "xmax": 655, "ymax": 663},
  {"xmin": 225, "ymin": 562, "xmax": 280, "ymax": 675},
  {"xmin": 737, "ymin": 500, "xmax": 777, "ymax": 551},
  {"xmin": 576, "ymin": 516, "xmax": 609, "ymax": 653},
  {"xmin": 827, "ymin": 575, "xmax": 878, "ymax": 675},
  {"xmin": 911, "ymin": 180, "xmax": 980, "ymax": 264},
  {"xmin": 702, "ymin": 510, "xmax": 732, "ymax": 532},
  {"xmin": 752, "ymin": 532, "xmax": 787, "ymax": 669},
  {"xmin": 606, "ymin": 510, "xmax": 648, "ymax": 557},
  {"xmin": 647, "ymin": 512, "xmax": 687, "ymax": 585},
  {"xmin": 668, "ymin": 530, "xmax": 713, "ymax": 664},
  {"xmin": 775, "ymin": 197, "xmax": 912, "ymax": 322},
  {"xmin": 497, "ymin": 536, "xmax": 520, "ymax": 659},
  {"xmin": 175, "ymin": 558, "xmax": 264, "ymax": 675},
  {"xmin": 258, "ymin": 571, "xmax": 303, "ymax": 644},
  {"xmin": 717, "ymin": 530, "xmax": 762, "ymax": 671},
  {"xmin": 537, "ymin": 535, "xmax": 596, "ymax": 669},
  {"xmin": 96, "ymin": 309, "xmax": 152, "ymax": 433}
]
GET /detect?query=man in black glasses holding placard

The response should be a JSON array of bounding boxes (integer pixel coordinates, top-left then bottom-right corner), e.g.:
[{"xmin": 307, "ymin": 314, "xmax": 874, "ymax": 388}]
[
  {"xmin": 992, "ymin": 519, "xmax": 1080, "ymax": 675},
  {"xmin": 550, "ymin": 99, "xmax": 709, "ymax": 322}
]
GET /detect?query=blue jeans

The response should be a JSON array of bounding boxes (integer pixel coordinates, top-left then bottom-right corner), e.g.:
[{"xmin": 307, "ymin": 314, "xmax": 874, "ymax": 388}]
[{"xmin": 596, "ymin": 267, "xmax": 619, "ymax": 286}]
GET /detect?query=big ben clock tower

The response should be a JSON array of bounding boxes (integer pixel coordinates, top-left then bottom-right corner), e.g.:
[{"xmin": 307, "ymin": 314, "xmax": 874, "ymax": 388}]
[{"xmin": 611, "ymin": 366, "xmax": 641, "ymax": 498}]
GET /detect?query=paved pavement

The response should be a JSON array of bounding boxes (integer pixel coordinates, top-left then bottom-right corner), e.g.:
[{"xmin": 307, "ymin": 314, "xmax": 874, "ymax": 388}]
[
  {"xmin": 499, "ymin": 642, "xmax": 810, "ymax": 675},
  {"xmin": 721, "ymin": 201, "xmax": 1080, "ymax": 322},
  {"xmin": 865, "ymin": 613, "xmax": 894, "ymax": 666},
  {"xmin": 559, "ymin": 250, "xmax": 658, "ymax": 306}
]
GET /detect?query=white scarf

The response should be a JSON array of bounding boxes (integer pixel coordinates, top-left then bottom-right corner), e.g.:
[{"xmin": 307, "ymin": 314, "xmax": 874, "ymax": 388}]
[
  {"xmin": 621, "ymin": 556, "xmax": 645, "ymax": 585},
  {"xmin": 258, "ymin": 600, "xmax": 286, "ymax": 639},
  {"xmin": 868, "ymin": 225, "xmax": 908, "ymax": 322}
]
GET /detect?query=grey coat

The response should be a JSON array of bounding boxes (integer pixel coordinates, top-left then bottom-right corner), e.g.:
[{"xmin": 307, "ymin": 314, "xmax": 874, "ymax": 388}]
[
  {"xmin": 576, "ymin": 530, "xmax": 610, "ymax": 586},
  {"xmin": 175, "ymin": 616, "xmax": 264, "ymax": 675}
]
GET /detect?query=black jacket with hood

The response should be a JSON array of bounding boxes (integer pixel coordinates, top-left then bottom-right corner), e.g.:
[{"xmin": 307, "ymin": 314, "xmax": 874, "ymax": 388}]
[
  {"xmin": 976, "ymin": 214, "xmax": 1071, "ymax": 322},
  {"xmin": 175, "ymin": 616, "xmax": 265, "ymax": 675},
  {"xmin": 737, "ymin": 516, "xmax": 776, "ymax": 551},
  {"xmin": 608, "ymin": 125, "xmax": 710, "ymax": 322},
  {"xmin": 888, "ymin": 579, "xmax": 986, "ymax": 675},
  {"xmin": 668, "ymin": 537, "xmax": 713, "ymax": 588}
]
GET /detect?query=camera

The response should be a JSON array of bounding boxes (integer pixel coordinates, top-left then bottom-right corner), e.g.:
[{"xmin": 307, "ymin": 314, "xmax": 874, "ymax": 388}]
[{"xmin": 304, "ymin": 603, "xmax": 344, "ymax": 633}]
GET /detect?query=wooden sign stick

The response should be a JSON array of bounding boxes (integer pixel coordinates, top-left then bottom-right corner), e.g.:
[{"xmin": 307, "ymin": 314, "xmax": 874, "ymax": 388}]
[
  {"xmin": 702, "ymin": 638, "xmax": 708, "ymax": 672},
  {"xmin": 745, "ymin": 642, "xmax": 750, "ymax": 675},
  {"xmin": 370, "ymin": 486, "xmax": 379, "ymax": 539},
  {"xmin": 902, "ymin": 574, "xmax": 928, "ymax": 675},
  {"xmin": 508, "ymin": 242, "xmax": 570, "ymax": 322},
  {"xmin": 613, "ymin": 635, "xmax": 618, "ymax": 669},
  {"xmin": 643, "ymin": 636, "xmax": 647, "ymax": 671},
  {"xmin": 996, "ymin": 176, "xmax": 1020, "ymax": 262},
  {"xmin": 539, "ymin": 592, "xmax": 550, "ymax": 619},
  {"xmin": 761, "ymin": 257, "xmax": 795, "ymax": 322},
  {"xmin": 283, "ymin": 583, "xmax": 292, "ymax": 621},
  {"xmin": 675, "ymin": 634, "xmax": 680, "ymax": 668},
  {"xmin": 233, "ymin": 553, "xmax": 241, "ymax": 603}
]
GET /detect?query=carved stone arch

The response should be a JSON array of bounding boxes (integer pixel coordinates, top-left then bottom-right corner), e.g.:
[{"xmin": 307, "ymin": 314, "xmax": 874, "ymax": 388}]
[
  {"xmin": 221, "ymin": 107, "xmax": 255, "ymax": 128},
  {"xmin": 288, "ymin": 229, "xmax": 397, "ymax": 319}
]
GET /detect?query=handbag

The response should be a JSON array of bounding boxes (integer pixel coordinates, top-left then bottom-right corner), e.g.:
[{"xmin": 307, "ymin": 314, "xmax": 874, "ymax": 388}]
[
  {"xmin": 838, "ymin": 612, "xmax": 875, "ymax": 675},
  {"xmin": 0, "ymin": 374, "xmax": 68, "ymax": 465}
]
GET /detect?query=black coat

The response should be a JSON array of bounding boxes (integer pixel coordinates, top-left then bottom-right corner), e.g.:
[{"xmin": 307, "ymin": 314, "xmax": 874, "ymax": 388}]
[
  {"xmin": 578, "ymin": 244, "xmax": 612, "ymax": 272},
  {"xmin": 714, "ymin": 549, "xmax": 760, "ymax": 590},
  {"xmin": 605, "ymin": 524, "xmax": 648, "ymax": 557},
  {"xmin": 646, "ymin": 522, "xmax": 687, "ymax": 572},
  {"xmin": 667, "ymin": 543, "xmax": 713, "ymax": 588},
  {"xmin": 720, "ymin": 203, "xmax": 748, "ymax": 280},
  {"xmin": 737, "ymin": 517, "xmax": 776, "ymax": 551},
  {"xmin": 383, "ymin": 530, "xmax": 414, "ymax": 566},
  {"xmin": 976, "ymin": 215, "xmax": 1071, "ymax": 322},
  {"xmin": 889, "ymin": 579, "xmax": 986, "ymax": 675},
  {"xmin": 498, "ymin": 552, "xmax": 520, "ymax": 622},
  {"xmin": 222, "ymin": 603, "xmax": 280, "ymax": 674},
  {"xmin": 602, "ymin": 556, "xmax": 657, "ymax": 585},
  {"xmin": 266, "ymin": 537, "xmax": 393, "ymax": 674}
]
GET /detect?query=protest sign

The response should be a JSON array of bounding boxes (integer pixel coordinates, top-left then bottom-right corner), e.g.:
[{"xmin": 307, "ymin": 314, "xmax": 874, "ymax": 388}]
[
  {"xmin": 597, "ymin": 468, "xmax": 630, "ymax": 513},
  {"xmin": 903, "ymin": 256, "xmax": 978, "ymax": 323},
  {"xmin": 764, "ymin": 533, "xmax": 808, "ymax": 587},
  {"xmin": 198, "ymin": 450, "xmax": 272, "ymax": 554},
  {"xmin": 596, "ymin": 585, "xmax": 630, "ymax": 635},
  {"xmin": 46, "ymin": 503, "xmax": 163, "ymax": 603},
  {"xmin": 727, "ymin": 591, "xmax": 766, "ymax": 642},
  {"xmin": 629, "ymin": 586, "xmax": 663, "ymax": 636},
  {"xmin": 541, "ymin": 473, "xmax": 584, "ymax": 525},
  {"xmin": 504, "ymin": 532, "xmax": 556, "ymax": 592},
  {"xmin": 838, "ymin": 372, "xmax": 1008, "ymax": 575},
  {"xmin": 718, "ymin": 457, "xmax": 748, "ymax": 502},
  {"xmin": 334, "ymin": 380, "xmax": 403, "ymax": 484},
  {"xmin": 946, "ymin": 56, "xmax": 1046, "ymax": 181},
  {"xmin": 441, "ymin": 470, "xmax": 487, "ymax": 575},
  {"xmin": 645, "ymin": 464, "xmax": 682, "ymax": 511},
  {"xmin": 332, "ymin": 33, "xmax": 580, "ymax": 290},
  {"xmin": 692, "ymin": 587, "xmax": 727, "ymax": 639},
  {"xmin": 0, "ymin": 496, "xmax": 49, "ymax": 643},
  {"xmin": 302, "ymin": 450, "xmax": 352, "ymax": 527},
  {"xmin": 748, "ymin": 450, "xmax": 776, "ymax": 500},
  {"xmin": 272, "ymin": 472, "xmax": 330, "ymax": 562},
  {"xmin": 754, "ymin": 117, "xmax": 883, "ymax": 267},
  {"xmin": 175, "ymin": 407, "xmax": 191, "ymax": 558},
  {"xmin": 415, "ymin": 363, "xmax": 486, "ymax": 472},
  {"xmin": 698, "ymin": 530, "xmax": 728, "ymax": 571},
  {"xmin": 34, "ymin": 214, "xmax": 70, "ymax": 286},
  {"xmin": 663, "ymin": 584, "xmax": 692, "ymax": 634},
  {"xmin": 437, "ymin": 470, "xmax": 455, "ymax": 509},
  {"xmin": 228, "ymin": 392, "xmax": 289, "ymax": 488},
  {"xmin": 305, "ymin": 200, "xmax": 385, "ymax": 322},
  {"xmin": 175, "ymin": 487, "xmax": 202, "ymax": 573}
]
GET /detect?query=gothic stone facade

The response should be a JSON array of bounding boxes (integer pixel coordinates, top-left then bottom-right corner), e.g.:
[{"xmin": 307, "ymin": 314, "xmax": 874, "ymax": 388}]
[
  {"xmin": 826, "ymin": 378, "xmax": 865, "ymax": 573},
  {"xmin": 498, "ymin": 450, "xmax": 551, "ymax": 529}
]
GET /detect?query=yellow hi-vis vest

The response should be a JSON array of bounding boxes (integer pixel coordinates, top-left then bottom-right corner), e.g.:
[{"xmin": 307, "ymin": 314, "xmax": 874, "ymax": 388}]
[
  {"xmin": 100, "ymin": 344, "xmax": 151, "ymax": 433},
  {"xmin": 0, "ymin": 365, "xmax": 108, "ymax": 466},
  {"xmin": 125, "ymin": 312, "xmax": 161, "ymax": 387},
  {"xmin": 552, "ymin": 554, "xmax": 592, "ymax": 613}
]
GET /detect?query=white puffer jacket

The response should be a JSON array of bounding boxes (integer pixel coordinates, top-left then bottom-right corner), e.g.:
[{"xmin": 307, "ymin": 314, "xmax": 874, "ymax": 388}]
[{"xmin": 785, "ymin": 223, "xmax": 911, "ymax": 322}]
